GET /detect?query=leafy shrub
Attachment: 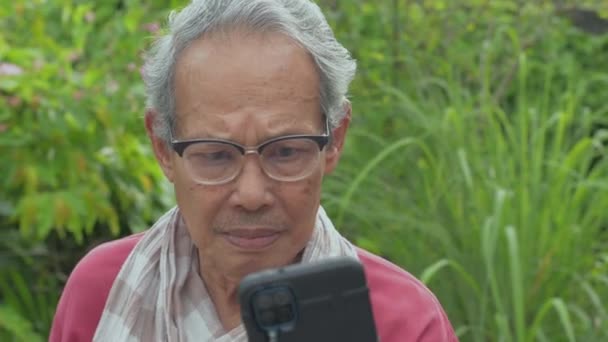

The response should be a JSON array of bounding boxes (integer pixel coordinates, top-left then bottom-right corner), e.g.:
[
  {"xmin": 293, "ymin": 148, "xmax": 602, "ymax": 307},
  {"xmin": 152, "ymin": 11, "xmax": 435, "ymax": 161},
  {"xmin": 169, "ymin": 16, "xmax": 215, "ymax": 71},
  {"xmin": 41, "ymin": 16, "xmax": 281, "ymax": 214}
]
[
  {"xmin": 0, "ymin": 1, "xmax": 178, "ymax": 338},
  {"xmin": 322, "ymin": 1, "xmax": 608, "ymax": 341}
]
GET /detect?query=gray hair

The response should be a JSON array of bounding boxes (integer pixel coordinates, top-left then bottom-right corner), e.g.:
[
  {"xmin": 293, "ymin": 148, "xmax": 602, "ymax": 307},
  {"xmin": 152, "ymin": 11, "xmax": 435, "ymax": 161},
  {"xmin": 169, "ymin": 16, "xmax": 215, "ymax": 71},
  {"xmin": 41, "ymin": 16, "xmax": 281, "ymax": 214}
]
[{"xmin": 142, "ymin": 0, "xmax": 357, "ymax": 143}]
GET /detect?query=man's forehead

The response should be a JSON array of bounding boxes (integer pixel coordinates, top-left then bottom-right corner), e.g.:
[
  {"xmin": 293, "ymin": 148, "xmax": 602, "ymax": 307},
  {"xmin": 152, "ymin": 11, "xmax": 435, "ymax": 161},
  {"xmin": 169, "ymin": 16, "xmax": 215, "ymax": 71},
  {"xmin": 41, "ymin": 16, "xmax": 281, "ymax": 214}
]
[
  {"xmin": 171, "ymin": 27, "xmax": 322, "ymax": 140},
  {"xmin": 177, "ymin": 29, "xmax": 305, "ymax": 66},
  {"xmin": 173, "ymin": 31, "xmax": 320, "ymax": 99},
  {"xmin": 175, "ymin": 111, "xmax": 319, "ymax": 138},
  {"xmin": 180, "ymin": 110, "xmax": 315, "ymax": 126}
]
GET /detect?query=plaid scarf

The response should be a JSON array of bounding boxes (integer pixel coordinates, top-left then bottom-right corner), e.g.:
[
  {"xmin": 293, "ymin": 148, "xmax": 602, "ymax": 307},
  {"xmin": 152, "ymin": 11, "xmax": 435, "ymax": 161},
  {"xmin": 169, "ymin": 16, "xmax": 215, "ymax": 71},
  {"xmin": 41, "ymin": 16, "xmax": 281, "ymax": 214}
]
[{"xmin": 93, "ymin": 206, "xmax": 358, "ymax": 341}]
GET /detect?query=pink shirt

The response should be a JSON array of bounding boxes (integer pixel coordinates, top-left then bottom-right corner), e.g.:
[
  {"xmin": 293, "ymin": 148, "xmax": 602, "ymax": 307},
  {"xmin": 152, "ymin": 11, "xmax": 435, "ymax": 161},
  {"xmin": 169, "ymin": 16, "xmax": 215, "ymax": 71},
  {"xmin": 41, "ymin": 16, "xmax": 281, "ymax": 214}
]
[{"xmin": 50, "ymin": 233, "xmax": 458, "ymax": 341}]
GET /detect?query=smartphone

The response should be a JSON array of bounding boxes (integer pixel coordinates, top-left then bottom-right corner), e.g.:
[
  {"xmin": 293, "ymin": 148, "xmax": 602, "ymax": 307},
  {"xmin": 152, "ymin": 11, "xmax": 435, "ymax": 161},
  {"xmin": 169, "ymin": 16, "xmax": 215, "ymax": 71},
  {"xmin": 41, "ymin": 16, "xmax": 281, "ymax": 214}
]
[{"xmin": 238, "ymin": 257, "xmax": 378, "ymax": 342}]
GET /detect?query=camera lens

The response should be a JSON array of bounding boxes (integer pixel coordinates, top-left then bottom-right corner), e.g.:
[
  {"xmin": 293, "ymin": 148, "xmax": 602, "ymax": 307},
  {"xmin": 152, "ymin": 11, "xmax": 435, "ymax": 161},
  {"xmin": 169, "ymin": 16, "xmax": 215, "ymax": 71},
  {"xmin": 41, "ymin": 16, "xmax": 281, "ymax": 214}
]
[
  {"xmin": 273, "ymin": 290, "xmax": 292, "ymax": 306},
  {"xmin": 259, "ymin": 309, "xmax": 276, "ymax": 326},
  {"xmin": 252, "ymin": 287, "xmax": 297, "ymax": 330},
  {"xmin": 255, "ymin": 293, "xmax": 274, "ymax": 310},
  {"xmin": 276, "ymin": 305, "xmax": 294, "ymax": 323}
]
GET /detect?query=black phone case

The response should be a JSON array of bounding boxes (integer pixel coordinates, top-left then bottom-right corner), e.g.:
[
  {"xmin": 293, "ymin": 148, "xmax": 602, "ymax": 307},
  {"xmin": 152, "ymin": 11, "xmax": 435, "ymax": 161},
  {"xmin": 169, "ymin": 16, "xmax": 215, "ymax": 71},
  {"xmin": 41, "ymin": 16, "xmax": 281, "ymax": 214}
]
[{"xmin": 239, "ymin": 257, "xmax": 378, "ymax": 342}]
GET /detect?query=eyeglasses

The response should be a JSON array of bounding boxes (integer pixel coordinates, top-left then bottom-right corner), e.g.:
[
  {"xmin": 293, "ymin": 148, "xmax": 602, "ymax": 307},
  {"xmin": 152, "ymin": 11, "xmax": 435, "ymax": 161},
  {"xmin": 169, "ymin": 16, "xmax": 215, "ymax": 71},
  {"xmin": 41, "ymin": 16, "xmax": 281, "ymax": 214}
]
[{"xmin": 170, "ymin": 119, "xmax": 330, "ymax": 185}]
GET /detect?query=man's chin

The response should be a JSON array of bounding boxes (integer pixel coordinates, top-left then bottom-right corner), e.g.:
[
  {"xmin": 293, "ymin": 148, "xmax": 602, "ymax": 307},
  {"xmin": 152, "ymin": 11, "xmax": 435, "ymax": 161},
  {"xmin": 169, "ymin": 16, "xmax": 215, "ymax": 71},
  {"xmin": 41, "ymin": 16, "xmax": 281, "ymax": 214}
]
[{"xmin": 228, "ymin": 250, "xmax": 300, "ymax": 279}]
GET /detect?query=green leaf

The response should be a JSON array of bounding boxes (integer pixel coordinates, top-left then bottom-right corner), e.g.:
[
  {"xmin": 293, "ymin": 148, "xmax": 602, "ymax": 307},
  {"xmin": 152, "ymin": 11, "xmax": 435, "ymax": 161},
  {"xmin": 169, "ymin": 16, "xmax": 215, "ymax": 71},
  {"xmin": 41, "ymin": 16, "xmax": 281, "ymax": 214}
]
[{"xmin": 0, "ymin": 305, "xmax": 43, "ymax": 342}]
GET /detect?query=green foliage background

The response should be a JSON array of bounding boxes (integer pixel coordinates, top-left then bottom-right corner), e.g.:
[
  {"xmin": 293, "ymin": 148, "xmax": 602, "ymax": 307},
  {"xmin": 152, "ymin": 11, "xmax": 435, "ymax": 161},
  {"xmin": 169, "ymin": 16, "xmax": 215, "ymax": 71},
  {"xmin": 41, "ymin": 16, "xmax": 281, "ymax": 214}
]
[{"xmin": 1, "ymin": 0, "xmax": 607, "ymax": 341}]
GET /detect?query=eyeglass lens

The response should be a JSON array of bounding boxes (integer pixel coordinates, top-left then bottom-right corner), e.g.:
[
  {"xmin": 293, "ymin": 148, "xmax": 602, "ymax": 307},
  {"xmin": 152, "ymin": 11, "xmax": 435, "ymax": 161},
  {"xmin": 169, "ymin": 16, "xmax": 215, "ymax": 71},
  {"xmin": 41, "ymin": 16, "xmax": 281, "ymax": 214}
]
[{"xmin": 182, "ymin": 138, "xmax": 321, "ymax": 184}]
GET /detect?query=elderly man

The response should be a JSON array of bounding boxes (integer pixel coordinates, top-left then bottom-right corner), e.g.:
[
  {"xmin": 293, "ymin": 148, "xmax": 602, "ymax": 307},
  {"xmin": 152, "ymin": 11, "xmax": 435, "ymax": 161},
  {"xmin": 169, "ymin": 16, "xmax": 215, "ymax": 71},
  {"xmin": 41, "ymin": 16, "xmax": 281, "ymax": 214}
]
[{"xmin": 50, "ymin": 0, "xmax": 457, "ymax": 341}]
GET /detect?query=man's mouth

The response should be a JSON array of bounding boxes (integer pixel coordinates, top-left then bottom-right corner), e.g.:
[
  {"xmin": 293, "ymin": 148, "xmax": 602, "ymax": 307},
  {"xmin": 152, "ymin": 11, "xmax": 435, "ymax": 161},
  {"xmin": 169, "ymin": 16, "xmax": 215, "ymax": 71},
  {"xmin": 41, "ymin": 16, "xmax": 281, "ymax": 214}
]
[{"xmin": 222, "ymin": 228, "xmax": 282, "ymax": 250}]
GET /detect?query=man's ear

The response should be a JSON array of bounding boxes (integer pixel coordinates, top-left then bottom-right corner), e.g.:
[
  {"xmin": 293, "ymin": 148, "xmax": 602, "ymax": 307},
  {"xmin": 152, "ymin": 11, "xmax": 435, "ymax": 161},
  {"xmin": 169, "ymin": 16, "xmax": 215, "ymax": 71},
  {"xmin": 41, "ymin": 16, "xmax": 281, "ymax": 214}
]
[
  {"xmin": 145, "ymin": 110, "xmax": 175, "ymax": 183},
  {"xmin": 323, "ymin": 102, "xmax": 351, "ymax": 175}
]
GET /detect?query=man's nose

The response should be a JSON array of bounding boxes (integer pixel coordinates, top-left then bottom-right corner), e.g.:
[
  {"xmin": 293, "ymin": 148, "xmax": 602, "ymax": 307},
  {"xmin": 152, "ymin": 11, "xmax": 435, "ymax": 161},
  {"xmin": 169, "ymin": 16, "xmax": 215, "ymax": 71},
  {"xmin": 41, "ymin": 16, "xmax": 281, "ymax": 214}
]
[{"xmin": 228, "ymin": 156, "xmax": 274, "ymax": 211}]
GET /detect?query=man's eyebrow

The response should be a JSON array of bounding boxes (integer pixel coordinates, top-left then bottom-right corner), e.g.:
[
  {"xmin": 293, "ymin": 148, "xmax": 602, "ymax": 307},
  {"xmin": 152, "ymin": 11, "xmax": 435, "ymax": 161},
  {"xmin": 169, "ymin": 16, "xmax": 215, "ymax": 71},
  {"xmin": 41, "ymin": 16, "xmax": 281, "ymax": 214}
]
[
  {"xmin": 268, "ymin": 115, "xmax": 299, "ymax": 127},
  {"xmin": 173, "ymin": 113, "xmax": 319, "ymax": 140},
  {"xmin": 173, "ymin": 113, "xmax": 230, "ymax": 139},
  {"xmin": 268, "ymin": 114, "xmax": 322, "ymax": 132}
]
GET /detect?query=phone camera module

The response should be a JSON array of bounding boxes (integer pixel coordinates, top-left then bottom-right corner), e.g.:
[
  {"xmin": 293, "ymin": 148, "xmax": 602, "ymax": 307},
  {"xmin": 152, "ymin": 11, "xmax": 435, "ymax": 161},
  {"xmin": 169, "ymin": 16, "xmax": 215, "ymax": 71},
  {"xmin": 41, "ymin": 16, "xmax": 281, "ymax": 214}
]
[
  {"xmin": 255, "ymin": 293, "xmax": 274, "ymax": 310},
  {"xmin": 276, "ymin": 305, "xmax": 294, "ymax": 322},
  {"xmin": 252, "ymin": 287, "xmax": 297, "ymax": 332},
  {"xmin": 259, "ymin": 310, "xmax": 276, "ymax": 326}
]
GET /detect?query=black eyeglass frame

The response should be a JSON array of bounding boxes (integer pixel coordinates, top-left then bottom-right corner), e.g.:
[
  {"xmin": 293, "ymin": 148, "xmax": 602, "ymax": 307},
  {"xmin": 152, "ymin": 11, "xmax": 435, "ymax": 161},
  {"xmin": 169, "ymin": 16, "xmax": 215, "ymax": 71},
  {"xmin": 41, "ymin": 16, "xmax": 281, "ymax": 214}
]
[{"xmin": 170, "ymin": 117, "xmax": 331, "ymax": 157}]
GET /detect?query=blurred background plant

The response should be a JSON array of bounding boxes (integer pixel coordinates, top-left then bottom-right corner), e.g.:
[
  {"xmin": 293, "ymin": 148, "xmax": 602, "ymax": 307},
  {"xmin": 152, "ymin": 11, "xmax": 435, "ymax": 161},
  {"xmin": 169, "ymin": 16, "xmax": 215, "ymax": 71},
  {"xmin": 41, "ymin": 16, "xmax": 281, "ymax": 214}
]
[{"xmin": 1, "ymin": 0, "xmax": 607, "ymax": 340}]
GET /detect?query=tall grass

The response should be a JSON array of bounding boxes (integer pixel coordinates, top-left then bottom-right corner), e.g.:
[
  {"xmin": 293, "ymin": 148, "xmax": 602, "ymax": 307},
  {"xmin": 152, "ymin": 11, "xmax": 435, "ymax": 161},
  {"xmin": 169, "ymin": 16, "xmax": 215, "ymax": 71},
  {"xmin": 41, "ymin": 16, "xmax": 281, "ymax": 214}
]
[{"xmin": 323, "ymin": 7, "xmax": 608, "ymax": 341}]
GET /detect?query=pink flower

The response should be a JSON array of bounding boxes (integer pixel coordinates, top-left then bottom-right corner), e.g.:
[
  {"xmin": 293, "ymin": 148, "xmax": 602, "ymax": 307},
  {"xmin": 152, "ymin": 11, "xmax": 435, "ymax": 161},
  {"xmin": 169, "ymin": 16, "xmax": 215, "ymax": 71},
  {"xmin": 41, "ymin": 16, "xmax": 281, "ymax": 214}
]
[
  {"xmin": 143, "ymin": 22, "xmax": 160, "ymax": 33},
  {"xmin": 85, "ymin": 11, "xmax": 95, "ymax": 23},
  {"xmin": 0, "ymin": 62, "xmax": 23, "ymax": 76},
  {"xmin": 73, "ymin": 90, "xmax": 84, "ymax": 101},
  {"xmin": 68, "ymin": 52, "xmax": 80, "ymax": 62},
  {"xmin": 8, "ymin": 96, "xmax": 22, "ymax": 107}
]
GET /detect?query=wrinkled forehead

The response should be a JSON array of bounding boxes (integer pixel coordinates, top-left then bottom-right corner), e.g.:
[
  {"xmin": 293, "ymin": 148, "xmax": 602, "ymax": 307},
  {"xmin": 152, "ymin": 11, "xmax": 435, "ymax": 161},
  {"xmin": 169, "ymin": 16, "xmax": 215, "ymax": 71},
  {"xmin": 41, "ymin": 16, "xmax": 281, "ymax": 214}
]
[
  {"xmin": 172, "ymin": 30, "xmax": 323, "ymax": 139},
  {"xmin": 173, "ymin": 29, "xmax": 320, "ymax": 91}
]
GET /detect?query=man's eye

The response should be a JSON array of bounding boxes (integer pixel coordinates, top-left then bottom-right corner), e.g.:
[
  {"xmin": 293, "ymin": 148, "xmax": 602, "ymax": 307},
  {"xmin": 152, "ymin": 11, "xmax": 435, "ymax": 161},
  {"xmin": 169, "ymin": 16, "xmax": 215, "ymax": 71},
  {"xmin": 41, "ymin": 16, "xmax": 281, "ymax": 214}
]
[
  {"xmin": 267, "ymin": 146, "xmax": 308, "ymax": 162},
  {"xmin": 204, "ymin": 151, "xmax": 233, "ymax": 161},
  {"xmin": 276, "ymin": 147, "xmax": 297, "ymax": 157},
  {"xmin": 188, "ymin": 148, "xmax": 235, "ymax": 165},
  {"xmin": 264, "ymin": 139, "xmax": 317, "ymax": 162}
]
